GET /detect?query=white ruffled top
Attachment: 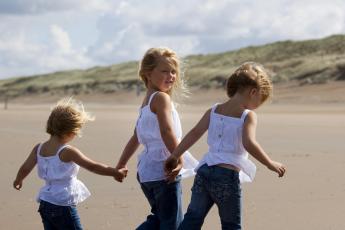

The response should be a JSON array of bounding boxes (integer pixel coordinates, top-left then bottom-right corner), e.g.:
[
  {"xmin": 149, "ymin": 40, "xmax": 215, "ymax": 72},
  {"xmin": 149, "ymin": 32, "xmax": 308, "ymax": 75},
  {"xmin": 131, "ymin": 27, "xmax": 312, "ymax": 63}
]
[
  {"xmin": 36, "ymin": 143, "xmax": 91, "ymax": 206},
  {"xmin": 195, "ymin": 103, "xmax": 256, "ymax": 183},
  {"xmin": 136, "ymin": 92, "xmax": 199, "ymax": 183}
]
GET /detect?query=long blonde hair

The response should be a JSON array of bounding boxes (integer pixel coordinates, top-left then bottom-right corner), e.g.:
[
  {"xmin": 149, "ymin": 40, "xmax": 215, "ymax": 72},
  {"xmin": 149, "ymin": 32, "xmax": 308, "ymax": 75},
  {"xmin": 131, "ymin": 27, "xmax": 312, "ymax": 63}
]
[{"xmin": 138, "ymin": 47, "xmax": 188, "ymax": 100}]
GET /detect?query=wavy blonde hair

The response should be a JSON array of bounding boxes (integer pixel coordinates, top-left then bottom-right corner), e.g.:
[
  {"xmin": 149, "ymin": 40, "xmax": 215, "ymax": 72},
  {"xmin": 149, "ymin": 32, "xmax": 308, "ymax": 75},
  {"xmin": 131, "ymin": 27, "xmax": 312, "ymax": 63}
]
[
  {"xmin": 139, "ymin": 47, "xmax": 188, "ymax": 100},
  {"xmin": 46, "ymin": 97, "xmax": 94, "ymax": 137},
  {"xmin": 226, "ymin": 62, "xmax": 272, "ymax": 103}
]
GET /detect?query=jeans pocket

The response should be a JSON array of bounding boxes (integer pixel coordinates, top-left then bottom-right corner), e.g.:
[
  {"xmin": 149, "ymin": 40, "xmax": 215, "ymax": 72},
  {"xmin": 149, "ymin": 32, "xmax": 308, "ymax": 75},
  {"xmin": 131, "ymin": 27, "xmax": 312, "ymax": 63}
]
[
  {"xmin": 210, "ymin": 183, "xmax": 230, "ymax": 203},
  {"xmin": 210, "ymin": 181, "xmax": 240, "ymax": 204}
]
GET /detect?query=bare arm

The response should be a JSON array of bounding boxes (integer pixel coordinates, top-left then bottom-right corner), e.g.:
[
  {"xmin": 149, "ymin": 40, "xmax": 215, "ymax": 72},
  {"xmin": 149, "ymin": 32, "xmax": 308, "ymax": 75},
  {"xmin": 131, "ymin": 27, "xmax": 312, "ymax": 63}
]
[
  {"xmin": 152, "ymin": 92, "xmax": 179, "ymax": 154},
  {"xmin": 61, "ymin": 146, "xmax": 124, "ymax": 178},
  {"xmin": 243, "ymin": 111, "xmax": 286, "ymax": 177},
  {"xmin": 152, "ymin": 92, "xmax": 185, "ymax": 182},
  {"xmin": 173, "ymin": 109, "xmax": 210, "ymax": 158},
  {"xmin": 115, "ymin": 131, "xmax": 140, "ymax": 169},
  {"xmin": 165, "ymin": 109, "xmax": 210, "ymax": 173},
  {"xmin": 13, "ymin": 145, "xmax": 38, "ymax": 190}
]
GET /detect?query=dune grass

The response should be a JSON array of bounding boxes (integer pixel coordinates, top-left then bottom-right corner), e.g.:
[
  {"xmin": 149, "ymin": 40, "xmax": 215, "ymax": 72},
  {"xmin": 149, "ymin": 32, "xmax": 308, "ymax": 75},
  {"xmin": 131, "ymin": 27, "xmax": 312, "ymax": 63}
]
[{"xmin": 1, "ymin": 34, "xmax": 344, "ymax": 98}]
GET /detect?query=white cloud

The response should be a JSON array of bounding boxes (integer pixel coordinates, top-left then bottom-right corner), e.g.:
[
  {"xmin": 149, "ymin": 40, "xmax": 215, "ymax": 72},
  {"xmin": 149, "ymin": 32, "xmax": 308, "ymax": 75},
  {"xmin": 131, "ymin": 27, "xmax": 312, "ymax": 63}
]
[
  {"xmin": 0, "ymin": 0, "xmax": 345, "ymax": 79},
  {"xmin": 86, "ymin": 0, "xmax": 345, "ymax": 62},
  {"xmin": 0, "ymin": 0, "xmax": 110, "ymax": 14},
  {"xmin": 0, "ymin": 22, "xmax": 93, "ymax": 78},
  {"xmin": 50, "ymin": 25, "xmax": 72, "ymax": 54}
]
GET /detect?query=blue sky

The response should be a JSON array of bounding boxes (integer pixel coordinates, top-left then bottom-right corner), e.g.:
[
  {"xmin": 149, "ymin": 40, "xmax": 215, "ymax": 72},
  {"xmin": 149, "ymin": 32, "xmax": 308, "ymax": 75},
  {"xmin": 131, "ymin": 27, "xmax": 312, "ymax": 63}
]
[{"xmin": 0, "ymin": 0, "xmax": 344, "ymax": 79}]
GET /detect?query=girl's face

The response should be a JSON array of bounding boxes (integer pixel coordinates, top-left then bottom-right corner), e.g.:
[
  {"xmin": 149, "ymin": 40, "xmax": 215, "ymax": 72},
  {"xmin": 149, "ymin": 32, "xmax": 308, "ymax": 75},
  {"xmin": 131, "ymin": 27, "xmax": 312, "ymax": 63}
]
[{"xmin": 146, "ymin": 58, "xmax": 177, "ymax": 93}]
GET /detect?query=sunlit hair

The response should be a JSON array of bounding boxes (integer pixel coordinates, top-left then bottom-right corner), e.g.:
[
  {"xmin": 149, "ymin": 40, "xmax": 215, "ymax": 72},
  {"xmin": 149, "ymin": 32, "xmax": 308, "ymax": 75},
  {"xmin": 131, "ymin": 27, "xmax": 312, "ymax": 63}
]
[
  {"xmin": 138, "ymin": 47, "xmax": 188, "ymax": 99},
  {"xmin": 226, "ymin": 62, "xmax": 272, "ymax": 103},
  {"xmin": 46, "ymin": 98, "xmax": 94, "ymax": 138}
]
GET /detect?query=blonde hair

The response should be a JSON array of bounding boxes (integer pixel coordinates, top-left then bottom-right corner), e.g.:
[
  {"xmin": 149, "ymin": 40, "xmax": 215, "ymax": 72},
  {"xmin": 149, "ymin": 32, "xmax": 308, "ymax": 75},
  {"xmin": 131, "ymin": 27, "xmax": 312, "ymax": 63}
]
[
  {"xmin": 226, "ymin": 62, "xmax": 272, "ymax": 103},
  {"xmin": 46, "ymin": 98, "xmax": 94, "ymax": 137},
  {"xmin": 138, "ymin": 47, "xmax": 188, "ymax": 99}
]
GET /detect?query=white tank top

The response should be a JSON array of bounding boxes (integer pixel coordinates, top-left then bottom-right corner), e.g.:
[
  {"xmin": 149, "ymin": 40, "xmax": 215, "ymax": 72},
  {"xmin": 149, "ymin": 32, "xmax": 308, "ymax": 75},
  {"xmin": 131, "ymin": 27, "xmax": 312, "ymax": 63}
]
[
  {"xmin": 195, "ymin": 103, "xmax": 256, "ymax": 183},
  {"xmin": 136, "ymin": 92, "xmax": 198, "ymax": 183},
  {"xmin": 36, "ymin": 143, "xmax": 91, "ymax": 206}
]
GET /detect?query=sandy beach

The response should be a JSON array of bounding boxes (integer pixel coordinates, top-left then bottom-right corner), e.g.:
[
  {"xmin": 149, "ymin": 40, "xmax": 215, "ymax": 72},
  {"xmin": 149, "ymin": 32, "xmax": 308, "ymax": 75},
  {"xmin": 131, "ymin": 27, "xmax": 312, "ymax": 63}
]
[{"xmin": 1, "ymin": 84, "xmax": 345, "ymax": 230}]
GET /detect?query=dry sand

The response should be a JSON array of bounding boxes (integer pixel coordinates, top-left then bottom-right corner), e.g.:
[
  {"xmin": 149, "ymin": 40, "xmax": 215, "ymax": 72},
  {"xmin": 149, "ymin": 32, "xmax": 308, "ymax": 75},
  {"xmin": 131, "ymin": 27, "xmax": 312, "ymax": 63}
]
[{"xmin": 1, "ymin": 84, "xmax": 345, "ymax": 230}]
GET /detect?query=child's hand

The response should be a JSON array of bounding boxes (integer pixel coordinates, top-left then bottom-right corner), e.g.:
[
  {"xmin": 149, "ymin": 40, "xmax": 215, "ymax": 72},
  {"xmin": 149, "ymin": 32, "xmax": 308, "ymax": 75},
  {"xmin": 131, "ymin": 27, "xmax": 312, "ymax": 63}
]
[
  {"xmin": 267, "ymin": 161, "xmax": 286, "ymax": 177},
  {"xmin": 114, "ymin": 167, "xmax": 128, "ymax": 182},
  {"xmin": 166, "ymin": 161, "xmax": 182, "ymax": 183},
  {"xmin": 164, "ymin": 155, "xmax": 179, "ymax": 174},
  {"xmin": 13, "ymin": 179, "xmax": 22, "ymax": 190}
]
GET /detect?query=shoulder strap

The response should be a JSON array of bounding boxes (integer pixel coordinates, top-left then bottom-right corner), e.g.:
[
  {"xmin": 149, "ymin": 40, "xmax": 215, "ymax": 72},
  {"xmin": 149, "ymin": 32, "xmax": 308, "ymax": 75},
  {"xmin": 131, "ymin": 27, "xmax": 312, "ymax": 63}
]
[
  {"xmin": 210, "ymin": 103, "xmax": 219, "ymax": 114},
  {"xmin": 36, "ymin": 143, "xmax": 43, "ymax": 157},
  {"xmin": 56, "ymin": 144, "xmax": 69, "ymax": 156},
  {"xmin": 148, "ymin": 91, "xmax": 159, "ymax": 106},
  {"xmin": 241, "ymin": 109, "xmax": 250, "ymax": 121}
]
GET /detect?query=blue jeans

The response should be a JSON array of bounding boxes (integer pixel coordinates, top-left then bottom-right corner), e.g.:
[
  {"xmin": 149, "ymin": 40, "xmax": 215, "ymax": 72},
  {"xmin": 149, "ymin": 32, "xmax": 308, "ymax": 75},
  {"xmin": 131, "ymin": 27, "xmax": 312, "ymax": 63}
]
[
  {"xmin": 136, "ymin": 175, "xmax": 183, "ymax": 230},
  {"xmin": 38, "ymin": 200, "xmax": 83, "ymax": 230},
  {"xmin": 179, "ymin": 164, "xmax": 242, "ymax": 230}
]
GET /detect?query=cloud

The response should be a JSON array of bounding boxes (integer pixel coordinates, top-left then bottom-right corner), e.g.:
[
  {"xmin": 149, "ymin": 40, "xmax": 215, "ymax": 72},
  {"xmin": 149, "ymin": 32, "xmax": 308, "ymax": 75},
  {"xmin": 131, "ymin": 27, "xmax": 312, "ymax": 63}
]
[
  {"xmin": 0, "ymin": 23, "xmax": 93, "ymax": 78},
  {"xmin": 87, "ymin": 0, "xmax": 345, "ymax": 62},
  {"xmin": 0, "ymin": 0, "xmax": 109, "ymax": 15},
  {"xmin": 50, "ymin": 25, "xmax": 72, "ymax": 54},
  {"xmin": 0, "ymin": 0, "xmax": 345, "ymax": 79}
]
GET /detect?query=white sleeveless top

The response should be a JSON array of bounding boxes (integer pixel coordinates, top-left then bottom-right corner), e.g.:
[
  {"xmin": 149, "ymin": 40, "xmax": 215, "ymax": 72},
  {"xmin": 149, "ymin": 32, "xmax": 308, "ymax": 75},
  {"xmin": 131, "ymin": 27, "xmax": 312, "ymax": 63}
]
[
  {"xmin": 36, "ymin": 143, "xmax": 91, "ymax": 206},
  {"xmin": 195, "ymin": 103, "xmax": 256, "ymax": 183},
  {"xmin": 136, "ymin": 92, "xmax": 199, "ymax": 183}
]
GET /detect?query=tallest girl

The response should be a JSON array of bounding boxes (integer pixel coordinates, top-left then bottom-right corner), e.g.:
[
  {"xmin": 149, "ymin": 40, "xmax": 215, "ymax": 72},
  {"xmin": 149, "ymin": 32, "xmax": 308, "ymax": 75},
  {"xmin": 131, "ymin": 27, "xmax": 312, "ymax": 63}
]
[{"xmin": 114, "ymin": 47, "xmax": 198, "ymax": 230}]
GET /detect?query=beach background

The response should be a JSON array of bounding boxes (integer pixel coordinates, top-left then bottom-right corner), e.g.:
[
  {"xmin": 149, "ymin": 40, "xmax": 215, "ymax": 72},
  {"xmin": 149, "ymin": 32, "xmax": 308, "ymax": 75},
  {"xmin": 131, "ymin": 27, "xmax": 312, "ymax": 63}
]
[
  {"xmin": 1, "ymin": 1, "xmax": 345, "ymax": 228},
  {"xmin": 1, "ymin": 81, "xmax": 344, "ymax": 230}
]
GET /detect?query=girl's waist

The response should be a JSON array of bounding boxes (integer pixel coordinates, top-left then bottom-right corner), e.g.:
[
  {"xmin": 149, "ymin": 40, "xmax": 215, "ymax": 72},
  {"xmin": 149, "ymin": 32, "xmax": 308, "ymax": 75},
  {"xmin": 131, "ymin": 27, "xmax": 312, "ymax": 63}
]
[
  {"xmin": 43, "ymin": 177, "xmax": 78, "ymax": 186},
  {"xmin": 139, "ymin": 143, "xmax": 171, "ymax": 154},
  {"xmin": 199, "ymin": 151, "xmax": 253, "ymax": 170},
  {"xmin": 206, "ymin": 149, "xmax": 248, "ymax": 159},
  {"xmin": 216, "ymin": 163, "xmax": 240, "ymax": 172},
  {"xmin": 139, "ymin": 137, "xmax": 181, "ymax": 150}
]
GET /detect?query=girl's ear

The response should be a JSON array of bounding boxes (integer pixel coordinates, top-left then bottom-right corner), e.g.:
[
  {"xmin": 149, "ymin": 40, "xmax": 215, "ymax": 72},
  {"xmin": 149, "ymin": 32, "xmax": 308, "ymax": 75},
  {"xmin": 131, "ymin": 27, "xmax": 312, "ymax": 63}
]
[
  {"xmin": 249, "ymin": 88, "xmax": 258, "ymax": 96},
  {"xmin": 145, "ymin": 71, "xmax": 152, "ymax": 82}
]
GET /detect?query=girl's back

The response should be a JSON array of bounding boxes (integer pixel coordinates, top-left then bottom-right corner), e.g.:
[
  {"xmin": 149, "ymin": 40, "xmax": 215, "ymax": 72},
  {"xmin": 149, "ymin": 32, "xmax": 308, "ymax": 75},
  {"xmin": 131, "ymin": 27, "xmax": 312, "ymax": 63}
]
[
  {"xmin": 36, "ymin": 142, "xmax": 90, "ymax": 206},
  {"xmin": 200, "ymin": 103, "xmax": 256, "ymax": 182}
]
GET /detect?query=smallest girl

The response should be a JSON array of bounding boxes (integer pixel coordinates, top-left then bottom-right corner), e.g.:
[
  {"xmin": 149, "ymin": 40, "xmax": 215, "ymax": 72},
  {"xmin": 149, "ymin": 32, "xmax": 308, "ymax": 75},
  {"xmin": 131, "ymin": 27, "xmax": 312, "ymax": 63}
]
[
  {"xmin": 13, "ymin": 98, "xmax": 127, "ymax": 230},
  {"xmin": 165, "ymin": 62, "xmax": 286, "ymax": 230}
]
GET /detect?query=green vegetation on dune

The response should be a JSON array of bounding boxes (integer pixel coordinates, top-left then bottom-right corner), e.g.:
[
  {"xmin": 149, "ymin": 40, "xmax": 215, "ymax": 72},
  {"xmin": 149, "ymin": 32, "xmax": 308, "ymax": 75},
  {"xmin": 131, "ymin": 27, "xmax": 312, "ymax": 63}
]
[
  {"xmin": 185, "ymin": 34, "xmax": 345, "ymax": 86},
  {"xmin": 1, "ymin": 34, "xmax": 344, "ymax": 98}
]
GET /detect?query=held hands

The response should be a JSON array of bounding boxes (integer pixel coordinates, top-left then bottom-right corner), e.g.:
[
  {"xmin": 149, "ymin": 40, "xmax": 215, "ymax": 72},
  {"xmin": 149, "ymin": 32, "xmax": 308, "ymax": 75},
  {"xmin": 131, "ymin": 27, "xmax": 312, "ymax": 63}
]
[
  {"xmin": 267, "ymin": 160, "xmax": 286, "ymax": 177},
  {"xmin": 164, "ymin": 155, "xmax": 182, "ymax": 183},
  {"xmin": 114, "ymin": 166, "xmax": 128, "ymax": 182},
  {"xmin": 165, "ymin": 154, "xmax": 179, "ymax": 172}
]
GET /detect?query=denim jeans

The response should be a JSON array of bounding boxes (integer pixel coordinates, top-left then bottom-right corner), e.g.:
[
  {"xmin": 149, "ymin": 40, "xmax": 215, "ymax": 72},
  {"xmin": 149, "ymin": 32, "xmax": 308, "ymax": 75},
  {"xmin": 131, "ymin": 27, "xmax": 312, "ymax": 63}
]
[
  {"xmin": 38, "ymin": 200, "xmax": 83, "ymax": 230},
  {"xmin": 136, "ymin": 175, "xmax": 183, "ymax": 230},
  {"xmin": 179, "ymin": 164, "xmax": 242, "ymax": 230}
]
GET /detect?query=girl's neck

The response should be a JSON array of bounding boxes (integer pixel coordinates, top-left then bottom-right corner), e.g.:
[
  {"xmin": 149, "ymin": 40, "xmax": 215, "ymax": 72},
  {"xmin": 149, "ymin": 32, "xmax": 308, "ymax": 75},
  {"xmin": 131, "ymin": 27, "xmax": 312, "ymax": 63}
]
[
  {"xmin": 146, "ymin": 88, "xmax": 159, "ymax": 94},
  {"xmin": 227, "ymin": 94, "xmax": 248, "ymax": 110},
  {"xmin": 146, "ymin": 85, "xmax": 171, "ymax": 95},
  {"xmin": 49, "ymin": 135, "xmax": 70, "ymax": 145},
  {"xmin": 39, "ymin": 136, "xmax": 69, "ymax": 157}
]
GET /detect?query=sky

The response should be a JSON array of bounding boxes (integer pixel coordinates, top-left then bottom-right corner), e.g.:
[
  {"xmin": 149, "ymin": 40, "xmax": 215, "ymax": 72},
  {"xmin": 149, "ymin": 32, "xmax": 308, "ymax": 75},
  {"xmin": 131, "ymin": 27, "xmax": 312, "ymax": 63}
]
[{"xmin": 0, "ymin": 0, "xmax": 344, "ymax": 80}]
